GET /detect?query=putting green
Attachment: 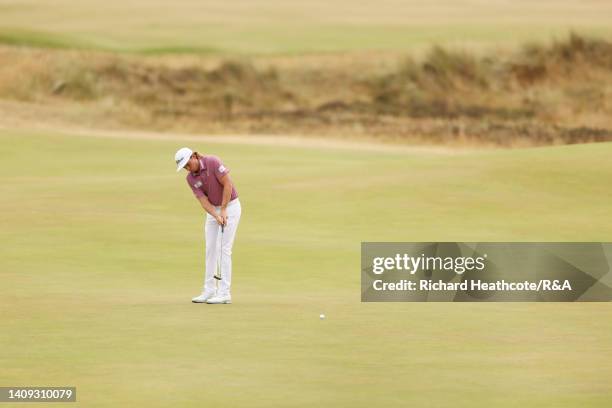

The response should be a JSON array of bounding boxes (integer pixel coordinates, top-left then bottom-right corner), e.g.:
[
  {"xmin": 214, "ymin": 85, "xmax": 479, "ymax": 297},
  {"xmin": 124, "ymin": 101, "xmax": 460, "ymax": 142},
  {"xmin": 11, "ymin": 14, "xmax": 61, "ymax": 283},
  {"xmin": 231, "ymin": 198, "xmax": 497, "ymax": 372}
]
[{"xmin": 1, "ymin": 128, "xmax": 611, "ymax": 407}]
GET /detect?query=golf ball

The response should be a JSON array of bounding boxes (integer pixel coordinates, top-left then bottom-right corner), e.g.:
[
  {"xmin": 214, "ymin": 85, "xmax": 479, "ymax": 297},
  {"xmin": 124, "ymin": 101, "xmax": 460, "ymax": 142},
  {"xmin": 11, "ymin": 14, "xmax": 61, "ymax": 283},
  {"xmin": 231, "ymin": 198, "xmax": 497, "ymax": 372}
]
[{"xmin": 319, "ymin": 314, "xmax": 326, "ymax": 320}]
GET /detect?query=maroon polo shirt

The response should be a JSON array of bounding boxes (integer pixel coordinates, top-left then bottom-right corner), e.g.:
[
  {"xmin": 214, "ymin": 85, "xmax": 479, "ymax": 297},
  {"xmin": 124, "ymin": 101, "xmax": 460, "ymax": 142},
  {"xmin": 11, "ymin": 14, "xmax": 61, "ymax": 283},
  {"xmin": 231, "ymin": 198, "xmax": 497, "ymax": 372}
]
[{"xmin": 186, "ymin": 155, "xmax": 238, "ymax": 206}]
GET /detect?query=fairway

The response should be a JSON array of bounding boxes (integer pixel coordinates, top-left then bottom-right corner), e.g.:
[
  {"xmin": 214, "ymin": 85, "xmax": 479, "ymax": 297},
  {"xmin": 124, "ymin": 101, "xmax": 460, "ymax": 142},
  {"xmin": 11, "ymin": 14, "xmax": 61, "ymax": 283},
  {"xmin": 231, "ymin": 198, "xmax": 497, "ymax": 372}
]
[
  {"xmin": 1, "ymin": 0, "xmax": 612, "ymax": 53},
  {"xmin": 1, "ymin": 128, "xmax": 611, "ymax": 407}
]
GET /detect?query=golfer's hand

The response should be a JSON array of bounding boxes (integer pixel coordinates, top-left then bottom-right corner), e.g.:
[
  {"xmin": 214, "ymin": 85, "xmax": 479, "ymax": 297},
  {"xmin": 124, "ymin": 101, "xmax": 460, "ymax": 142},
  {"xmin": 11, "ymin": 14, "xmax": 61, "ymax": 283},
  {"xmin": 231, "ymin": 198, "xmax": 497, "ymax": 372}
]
[{"xmin": 220, "ymin": 208, "xmax": 228, "ymax": 226}]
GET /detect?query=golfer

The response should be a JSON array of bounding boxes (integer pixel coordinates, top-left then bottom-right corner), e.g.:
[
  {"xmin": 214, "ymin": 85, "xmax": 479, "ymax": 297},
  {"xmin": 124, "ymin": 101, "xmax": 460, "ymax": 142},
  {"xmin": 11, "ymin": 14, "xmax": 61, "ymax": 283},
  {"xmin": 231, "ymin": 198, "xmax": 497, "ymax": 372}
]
[{"xmin": 175, "ymin": 147, "xmax": 241, "ymax": 304}]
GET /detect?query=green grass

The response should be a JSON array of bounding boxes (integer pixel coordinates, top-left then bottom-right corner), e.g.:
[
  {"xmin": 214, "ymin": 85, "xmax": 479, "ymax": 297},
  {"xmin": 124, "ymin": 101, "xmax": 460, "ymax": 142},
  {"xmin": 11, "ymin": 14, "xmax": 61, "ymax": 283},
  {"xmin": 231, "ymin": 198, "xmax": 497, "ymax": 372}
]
[
  {"xmin": 0, "ymin": 128, "xmax": 611, "ymax": 407},
  {"xmin": 1, "ymin": 0, "xmax": 612, "ymax": 54},
  {"xmin": 1, "ymin": 24, "xmax": 610, "ymax": 55}
]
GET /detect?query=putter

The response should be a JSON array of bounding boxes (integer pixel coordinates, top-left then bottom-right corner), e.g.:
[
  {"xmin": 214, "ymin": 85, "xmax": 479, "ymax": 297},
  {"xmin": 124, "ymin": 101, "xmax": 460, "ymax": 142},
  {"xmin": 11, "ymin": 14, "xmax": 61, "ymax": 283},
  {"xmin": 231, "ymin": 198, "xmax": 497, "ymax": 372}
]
[{"xmin": 214, "ymin": 223, "xmax": 225, "ymax": 280}]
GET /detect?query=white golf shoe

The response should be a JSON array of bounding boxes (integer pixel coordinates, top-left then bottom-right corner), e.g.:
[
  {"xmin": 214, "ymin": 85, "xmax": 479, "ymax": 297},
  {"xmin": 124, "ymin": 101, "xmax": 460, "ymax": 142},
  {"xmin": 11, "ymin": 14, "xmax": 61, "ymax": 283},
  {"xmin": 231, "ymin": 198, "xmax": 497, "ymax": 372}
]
[
  {"xmin": 206, "ymin": 294, "xmax": 232, "ymax": 304},
  {"xmin": 192, "ymin": 292, "xmax": 215, "ymax": 303}
]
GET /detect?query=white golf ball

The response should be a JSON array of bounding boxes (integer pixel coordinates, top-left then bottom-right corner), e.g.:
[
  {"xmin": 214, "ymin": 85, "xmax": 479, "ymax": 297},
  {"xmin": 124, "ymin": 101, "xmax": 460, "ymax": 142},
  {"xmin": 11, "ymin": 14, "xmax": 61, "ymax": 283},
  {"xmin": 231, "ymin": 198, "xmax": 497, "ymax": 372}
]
[{"xmin": 319, "ymin": 314, "xmax": 326, "ymax": 320}]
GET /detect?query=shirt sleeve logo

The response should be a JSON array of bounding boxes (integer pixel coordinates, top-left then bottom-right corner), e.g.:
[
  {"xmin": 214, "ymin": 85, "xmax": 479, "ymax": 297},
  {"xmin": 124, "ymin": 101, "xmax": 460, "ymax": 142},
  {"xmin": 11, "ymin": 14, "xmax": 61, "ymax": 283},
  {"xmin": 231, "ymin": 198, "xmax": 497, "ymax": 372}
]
[
  {"xmin": 218, "ymin": 165, "xmax": 227, "ymax": 173},
  {"xmin": 194, "ymin": 181, "xmax": 203, "ymax": 188}
]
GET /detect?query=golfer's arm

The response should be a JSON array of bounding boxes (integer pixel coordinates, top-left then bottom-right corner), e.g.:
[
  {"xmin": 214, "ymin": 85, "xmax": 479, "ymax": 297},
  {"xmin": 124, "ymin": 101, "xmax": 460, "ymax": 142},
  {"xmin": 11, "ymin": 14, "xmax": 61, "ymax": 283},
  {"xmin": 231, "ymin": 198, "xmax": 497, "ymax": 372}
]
[
  {"xmin": 197, "ymin": 196, "xmax": 217, "ymax": 217},
  {"xmin": 219, "ymin": 174, "xmax": 233, "ymax": 209}
]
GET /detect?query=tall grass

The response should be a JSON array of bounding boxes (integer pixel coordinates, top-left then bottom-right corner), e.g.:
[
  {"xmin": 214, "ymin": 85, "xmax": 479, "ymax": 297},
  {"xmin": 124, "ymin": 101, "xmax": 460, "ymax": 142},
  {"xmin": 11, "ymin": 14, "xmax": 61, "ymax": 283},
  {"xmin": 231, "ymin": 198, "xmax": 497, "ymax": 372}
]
[{"xmin": 1, "ymin": 34, "xmax": 611, "ymax": 146}]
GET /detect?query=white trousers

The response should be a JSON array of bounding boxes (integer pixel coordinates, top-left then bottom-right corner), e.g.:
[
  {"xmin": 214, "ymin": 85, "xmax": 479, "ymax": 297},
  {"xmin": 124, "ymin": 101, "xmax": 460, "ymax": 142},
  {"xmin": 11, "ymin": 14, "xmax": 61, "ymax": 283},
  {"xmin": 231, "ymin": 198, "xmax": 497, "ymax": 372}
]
[{"xmin": 203, "ymin": 198, "xmax": 241, "ymax": 297}]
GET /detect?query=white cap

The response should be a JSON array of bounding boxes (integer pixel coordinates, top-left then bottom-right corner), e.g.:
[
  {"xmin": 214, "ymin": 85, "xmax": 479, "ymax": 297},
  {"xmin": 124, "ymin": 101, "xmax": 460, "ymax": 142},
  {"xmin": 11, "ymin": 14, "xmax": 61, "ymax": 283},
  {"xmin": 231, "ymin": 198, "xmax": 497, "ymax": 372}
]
[{"xmin": 174, "ymin": 147, "xmax": 193, "ymax": 172}]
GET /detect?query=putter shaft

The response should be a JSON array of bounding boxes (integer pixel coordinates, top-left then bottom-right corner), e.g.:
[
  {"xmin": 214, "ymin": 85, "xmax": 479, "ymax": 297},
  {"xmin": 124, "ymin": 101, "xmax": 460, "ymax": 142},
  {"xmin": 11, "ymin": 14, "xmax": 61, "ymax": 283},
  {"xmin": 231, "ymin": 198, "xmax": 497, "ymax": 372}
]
[{"xmin": 214, "ymin": 223, "xmax": 225, "ymax": 280}]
